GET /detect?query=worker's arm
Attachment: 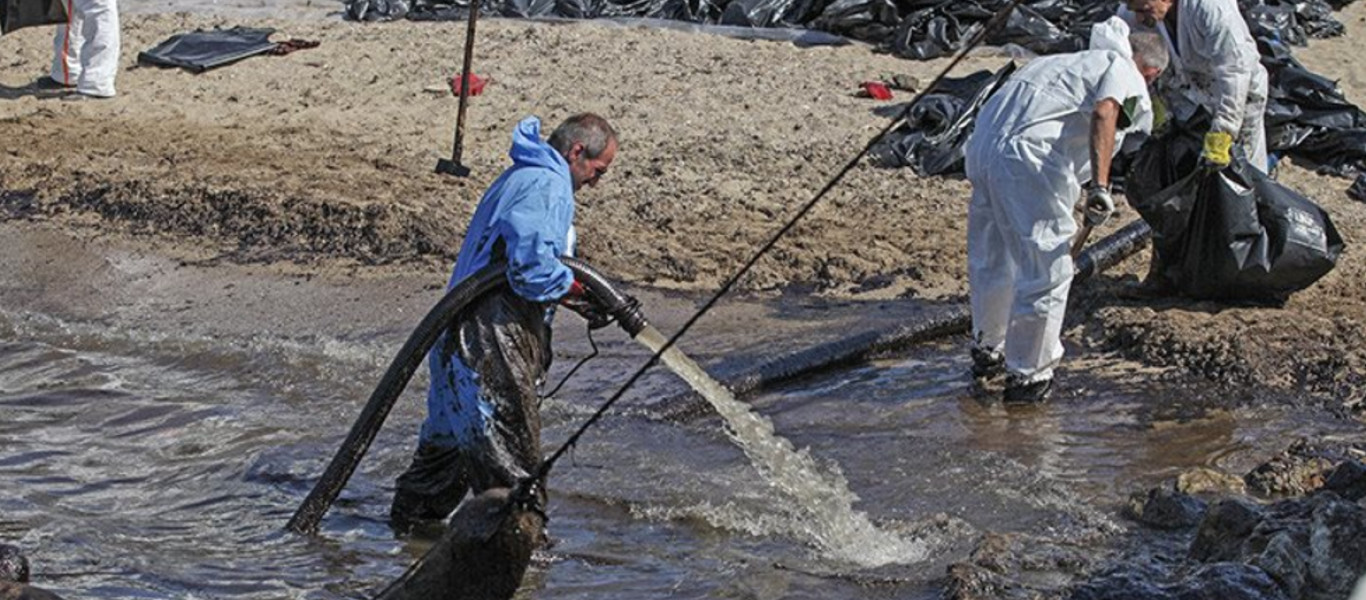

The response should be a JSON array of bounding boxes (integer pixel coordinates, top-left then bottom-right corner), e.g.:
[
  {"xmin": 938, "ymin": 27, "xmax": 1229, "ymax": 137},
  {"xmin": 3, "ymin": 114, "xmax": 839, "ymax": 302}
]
[
  {"xmin": 499, "ymin": 180, "xmax": 575, "ymax": 303},
  {"xmin": 1194, "ymin": 1, "xmax": 1256, "ymax": 138},
  {"xmin": 1090, "ymin": 97, "xmax": 1121, "ymax": 188}
]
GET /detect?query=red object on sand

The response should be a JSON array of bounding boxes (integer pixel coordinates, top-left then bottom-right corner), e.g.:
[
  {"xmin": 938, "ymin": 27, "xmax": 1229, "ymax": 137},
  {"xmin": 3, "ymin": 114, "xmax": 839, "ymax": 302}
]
[
  {"xmin": 449, "ymin": 72, "xmax": 487, "ymax": 97},
  {"xmin": 859, "ymin": 81, "xmax": 893, "ymax": 100}
]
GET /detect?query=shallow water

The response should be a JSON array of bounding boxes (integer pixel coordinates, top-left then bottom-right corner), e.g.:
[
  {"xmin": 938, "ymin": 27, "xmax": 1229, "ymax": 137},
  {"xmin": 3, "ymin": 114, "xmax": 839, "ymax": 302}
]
[{"xmin": 2, "ymin": 297, "xmax": 1360, "ymax": 599}]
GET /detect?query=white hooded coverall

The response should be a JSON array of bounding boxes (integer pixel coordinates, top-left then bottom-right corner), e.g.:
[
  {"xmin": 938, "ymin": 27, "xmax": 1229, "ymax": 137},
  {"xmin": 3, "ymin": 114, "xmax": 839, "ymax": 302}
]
[
  {"xmin": 1119, "ymin": 0, "xmax": 1268, "ymax": 171},
  {"xmin": 50, "ymin": 0, "xmax": 120, "ymax": 97},
  {"xmin": 965, "ymin": 48, "xmax": 1152, "ymax": 383}
]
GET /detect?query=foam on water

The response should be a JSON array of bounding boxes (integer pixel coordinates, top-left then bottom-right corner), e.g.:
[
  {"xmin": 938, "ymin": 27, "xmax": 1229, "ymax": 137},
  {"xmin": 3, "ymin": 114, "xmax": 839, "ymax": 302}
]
[{"xmin": 633, "ymin": 325, "xmax": 925, "ymax": 567}]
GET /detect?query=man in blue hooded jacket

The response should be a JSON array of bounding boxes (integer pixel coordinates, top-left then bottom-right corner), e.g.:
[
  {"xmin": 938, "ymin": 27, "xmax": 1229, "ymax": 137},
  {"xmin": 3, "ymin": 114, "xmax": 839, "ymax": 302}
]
[{"xmin": 390, "ymin": 113, "xmax": 618, "ymax": 532}]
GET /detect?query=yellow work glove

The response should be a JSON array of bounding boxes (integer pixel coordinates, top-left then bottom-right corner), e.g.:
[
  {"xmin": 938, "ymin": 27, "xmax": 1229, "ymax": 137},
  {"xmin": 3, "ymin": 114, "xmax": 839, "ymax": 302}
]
[{"xmin": 1202, "ymin": 131, "xmax": 1234, "ymax": 169}]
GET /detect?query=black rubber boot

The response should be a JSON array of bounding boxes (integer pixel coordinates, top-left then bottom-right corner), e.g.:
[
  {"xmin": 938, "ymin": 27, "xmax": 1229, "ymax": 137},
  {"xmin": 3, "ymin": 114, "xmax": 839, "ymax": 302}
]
[
  {"xmin": 1003, "ymin": 375, "xmax": 1053, "ymax": 404},
  {"xmin": 970, "ymin": 347, "xmax": 1005, "ymax": 380}
]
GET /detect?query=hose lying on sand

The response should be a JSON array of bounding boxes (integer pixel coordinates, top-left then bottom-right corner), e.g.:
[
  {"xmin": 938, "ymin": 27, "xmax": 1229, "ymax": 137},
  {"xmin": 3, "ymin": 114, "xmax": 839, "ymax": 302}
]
[
  {"xmin": 647, "ymin": 219, "xmax": 1153, "ymax": 422},
  {"xmin": 286, "ymin": 258, "xmax": 647, "ymax": 535}
]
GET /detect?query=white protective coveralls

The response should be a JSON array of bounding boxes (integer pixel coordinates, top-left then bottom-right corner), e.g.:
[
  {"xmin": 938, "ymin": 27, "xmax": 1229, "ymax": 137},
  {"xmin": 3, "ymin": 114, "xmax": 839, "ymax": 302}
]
[
  {"xmin": 965, "ymin": 44, "xmax": 1152, "ymax": 384},
  {"xmin": 50, "ymin": 0, "xmax": 120, "ymax": 97},
  {"xmin": 1119, "ymin": 0, "xmax": 1268, "ymax": 171}
]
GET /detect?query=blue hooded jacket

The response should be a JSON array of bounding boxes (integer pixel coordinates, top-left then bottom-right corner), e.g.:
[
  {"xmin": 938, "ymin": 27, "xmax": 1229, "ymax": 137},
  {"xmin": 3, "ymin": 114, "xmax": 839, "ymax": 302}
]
[
  {"xmin": 421, "ymin": 116, "xmax": 576, "ymax": 448},
  {"xmin": 448, "ymin": 116, "xmax": 577, "ymax": 299}
]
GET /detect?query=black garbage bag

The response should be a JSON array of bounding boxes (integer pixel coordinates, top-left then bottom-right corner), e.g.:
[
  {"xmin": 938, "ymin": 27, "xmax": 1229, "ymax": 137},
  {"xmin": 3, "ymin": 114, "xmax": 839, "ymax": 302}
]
[
  {"xmin": 137, "ymin": 27, "xmax": 279, "ymax": 72},
  {"xmin": 1, "ymin": 0, "xmax": 67, "ymax": 35},
  {"xmin": 1126, "ymin": 124, "xmax": 1344, "ymax": 302},
  {"xmin": 870, "ymin": 63, "xmax": 1016, "ymax": 175}
]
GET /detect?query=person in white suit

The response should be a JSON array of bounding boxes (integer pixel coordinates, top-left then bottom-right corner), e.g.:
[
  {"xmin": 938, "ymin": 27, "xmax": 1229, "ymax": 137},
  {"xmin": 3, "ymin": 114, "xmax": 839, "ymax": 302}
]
[
  {"xmin": 1120, "ymin": 0, "xmax": 1268, "ymax": 173},
  {"xmin": 966, "ymin": 24, "xmax": 1168, "ymax": 403},
  {"xmin": 42, "ymin": 0, "xmax": 120, "ymax": 98}
]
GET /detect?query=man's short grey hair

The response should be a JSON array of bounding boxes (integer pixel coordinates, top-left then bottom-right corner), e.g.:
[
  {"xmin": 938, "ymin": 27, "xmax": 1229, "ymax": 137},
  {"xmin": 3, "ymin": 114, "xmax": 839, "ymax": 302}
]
[
  {"xmin": 548, "ymin": 113, "xmax": 618, "ymax": 159},
  {"xmin": 1129, "ymin": 30, "xmax": 1169, "ymax": 74}
]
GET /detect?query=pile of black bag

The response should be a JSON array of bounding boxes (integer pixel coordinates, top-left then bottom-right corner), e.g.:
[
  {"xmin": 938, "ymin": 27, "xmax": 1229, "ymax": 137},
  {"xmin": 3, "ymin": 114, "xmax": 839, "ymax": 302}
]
[{"xmin": 347, "ymin": 0, "xmax": 1123, "ymax": 59}]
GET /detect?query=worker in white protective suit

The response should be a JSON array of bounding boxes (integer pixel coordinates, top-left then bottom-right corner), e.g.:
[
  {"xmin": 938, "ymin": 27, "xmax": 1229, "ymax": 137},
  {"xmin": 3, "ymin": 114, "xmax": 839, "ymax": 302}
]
[
  {"xmin": 1117, "ymin": 0, "xmax": 1268, "ymax": 298},
  {"xmin": 41, "ymin": 0, "xmax": 121, "ymax": 98},
  {"xmin": 1119, "ymin": 0, "xmax": 1267, "ymax": 174},
  {"xmin": 965, "ymin": 25, "xmax": 1168, "ymax": 403},
  {"xmin": 1120, "ymin": 0, "xmax": 1267, "ymax": 172}
]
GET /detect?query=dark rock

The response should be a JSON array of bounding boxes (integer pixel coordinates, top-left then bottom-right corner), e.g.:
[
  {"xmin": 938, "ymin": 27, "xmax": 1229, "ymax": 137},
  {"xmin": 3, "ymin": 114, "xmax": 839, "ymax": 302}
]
[
  {"xmin": 944, "ymin": 533, "xmax": 1097, "ymax": 600},
  {"xmin": 1174, "ymin": 563, "xmax": 1289, "ymax": 600},
  {"xmin": 0, "ymin": 545, "xmax": 65, "ymax": 600},
  {"xmin": 1322, "ymin": 460, "xmax": 1366, "ymax": 501},
  {"xmin": 1306, "ymin": 496, "xmax": 1366, "ymax": 598},
  {"xmin": 1191, "ymin": 499, "xmax": 1264, "ymax": 562},
  {"xmin": 1127, "ymin": 486, "xmax": 1209, "ymax": 530},
  {"xmin": 1070, "ymin": 571, "xmax": 1175, "ymax": 600},
  {"xmin": 1251, "ymin": 531, "xmax": 1309, "ymax": 599}
]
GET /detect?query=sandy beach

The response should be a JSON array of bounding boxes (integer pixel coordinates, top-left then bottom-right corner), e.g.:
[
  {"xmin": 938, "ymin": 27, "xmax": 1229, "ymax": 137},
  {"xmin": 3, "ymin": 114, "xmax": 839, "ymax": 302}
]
[{"xmin": 2, "ymin": 4, "xmax": 1365, "ymax": 409}]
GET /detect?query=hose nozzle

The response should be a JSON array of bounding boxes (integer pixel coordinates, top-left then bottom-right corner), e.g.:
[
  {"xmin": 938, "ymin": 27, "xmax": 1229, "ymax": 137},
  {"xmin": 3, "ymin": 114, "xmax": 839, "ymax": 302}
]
[{"xmin": 563, "ymin": 258, "xmax": 649, "ymax": 337}]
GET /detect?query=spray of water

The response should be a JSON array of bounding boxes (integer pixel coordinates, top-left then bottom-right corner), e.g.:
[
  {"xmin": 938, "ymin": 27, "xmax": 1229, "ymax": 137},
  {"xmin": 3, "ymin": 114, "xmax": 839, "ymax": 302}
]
[{"xmin": 633, "ymin": 325, "xmax": 925, "ymax": 567}]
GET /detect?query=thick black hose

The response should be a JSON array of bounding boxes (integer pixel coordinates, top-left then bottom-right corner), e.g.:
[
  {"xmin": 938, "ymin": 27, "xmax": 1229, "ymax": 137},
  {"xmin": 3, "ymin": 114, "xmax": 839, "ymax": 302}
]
[
  {"xmin": 649, "ymin": 219, "xmax": 1154, "ymax": 421},
  {"xmin": 286, "ymin": 260, "xmax": 646, "ymax": 535}
]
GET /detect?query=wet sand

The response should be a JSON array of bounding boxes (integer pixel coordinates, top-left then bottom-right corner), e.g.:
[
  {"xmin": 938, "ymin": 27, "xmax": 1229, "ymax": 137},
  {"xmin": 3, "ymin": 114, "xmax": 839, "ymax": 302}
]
[{"xmin": 1, "ymin": 5, "xmax": 1365, "ymax": 412}]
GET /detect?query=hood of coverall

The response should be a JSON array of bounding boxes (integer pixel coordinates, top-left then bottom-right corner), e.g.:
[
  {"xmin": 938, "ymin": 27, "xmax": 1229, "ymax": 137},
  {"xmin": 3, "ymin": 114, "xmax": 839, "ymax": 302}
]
[{"xmin": 508, "ymin": 117, "xmax": 572, "ymax": 183}]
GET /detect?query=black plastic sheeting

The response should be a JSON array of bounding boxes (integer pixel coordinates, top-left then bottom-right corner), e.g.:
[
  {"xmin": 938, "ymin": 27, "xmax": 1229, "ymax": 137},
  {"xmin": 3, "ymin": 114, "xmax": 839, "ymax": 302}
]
[
  {"xmin": 1, "ymin": 0, "xmax": 67, "ymax": 35},
  {"xmin": 1126, "ymin": 122, "xmax": 1343, "ymax": 302},
  {"xmin": 1242, "ymin": 0, "xmax": 1345, "ymax": 45},
  {"xmin": 870, "ymin": 63, "xmax": 1015, "ymax": 174},
  {"xmin": 1260, "ymin": 38, "xmax": 1366, "ymax": 176},
  {"xmin": 348, "ymin": 0, "xmax": 1106, "ymax": 58},
  {"xmin": 137, "ymin": 27, "xmax": 278, "ymax": 73}
]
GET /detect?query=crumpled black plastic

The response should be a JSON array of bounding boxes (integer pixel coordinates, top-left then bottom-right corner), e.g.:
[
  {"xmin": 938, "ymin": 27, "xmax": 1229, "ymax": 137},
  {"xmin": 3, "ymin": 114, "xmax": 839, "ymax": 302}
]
[
  {"xmin": 1, "ymin": 0, "xmax": 67, "ymax": 35},
  {"xmin": 870, "ymin": 64, "xmax": 1015, "ymax": 175},
  {"xmin": 1126, "ymin": 122, "xmax": 1344, "ymax": 302},
  {"xmin": 1260, "ymin": 37, "xmax": 1366, "ymax": 176},
  {"xmin": 1242, "ymin": 0, "xmax": 1344, "ymax": 45}
]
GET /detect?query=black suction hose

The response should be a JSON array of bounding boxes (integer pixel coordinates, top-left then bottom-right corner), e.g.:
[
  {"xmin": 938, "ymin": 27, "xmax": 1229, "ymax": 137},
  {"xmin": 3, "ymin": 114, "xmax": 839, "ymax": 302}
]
[
  {"xmin": 286, "ymin": 259, "xmax": 647, "ymax": 535},
  {"xmin": 650, "ymin": 219, "xmax": 1154, "ymax": 421}
]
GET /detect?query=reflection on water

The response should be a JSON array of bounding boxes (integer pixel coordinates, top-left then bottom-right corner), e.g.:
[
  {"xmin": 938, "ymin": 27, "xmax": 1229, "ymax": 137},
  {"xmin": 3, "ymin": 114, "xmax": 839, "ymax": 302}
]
[{"xmin": 0, "ymin": 312, "xmax": 1356, "ymax": 598}]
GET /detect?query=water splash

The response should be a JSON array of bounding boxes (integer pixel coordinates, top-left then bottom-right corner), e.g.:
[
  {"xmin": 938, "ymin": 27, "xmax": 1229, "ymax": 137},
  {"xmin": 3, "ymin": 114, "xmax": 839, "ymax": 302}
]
[{"xmin": 633, "ymin": 325, "xmax": 925, "ymax": 567}]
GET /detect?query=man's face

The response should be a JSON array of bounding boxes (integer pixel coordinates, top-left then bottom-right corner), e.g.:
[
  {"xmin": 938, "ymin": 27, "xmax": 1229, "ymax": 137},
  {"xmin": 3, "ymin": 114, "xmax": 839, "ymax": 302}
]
[
  {"xmin": 567, "ymin": 138, "xmax": 617, "ymax": 192},
  {"xmin": 1140, "ymin": 65, "xmax": 1162, "ymax": 85},
  {"xmin": 1128, "ymin": 0, "xmax": 1172, "ymax": 26}
]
